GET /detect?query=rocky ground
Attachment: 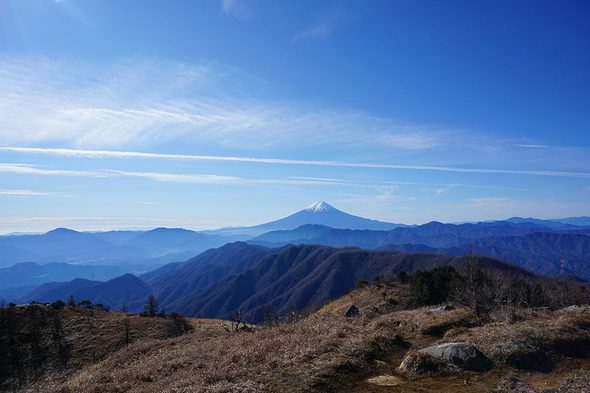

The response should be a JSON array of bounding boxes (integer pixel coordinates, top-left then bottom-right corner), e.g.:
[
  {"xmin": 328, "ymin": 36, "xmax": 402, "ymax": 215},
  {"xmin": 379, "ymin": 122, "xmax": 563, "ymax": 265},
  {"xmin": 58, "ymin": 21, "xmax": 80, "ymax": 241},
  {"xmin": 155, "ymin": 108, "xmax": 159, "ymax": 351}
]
[{"xmin": 6, "ymin": 281, "xmax": 588, "ymax": 393}]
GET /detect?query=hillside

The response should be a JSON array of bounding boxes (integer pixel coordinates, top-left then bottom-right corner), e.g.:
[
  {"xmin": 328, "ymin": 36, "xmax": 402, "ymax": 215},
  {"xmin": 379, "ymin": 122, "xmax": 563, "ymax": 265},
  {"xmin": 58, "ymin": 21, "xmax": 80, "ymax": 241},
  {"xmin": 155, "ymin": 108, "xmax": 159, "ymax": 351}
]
[
  {"xmin": 159, "ymin": 244, "xmax": 532, "ymax": 321},
  {"xmin": 15, "ymin": 271, "xmax": 590, "ymax": 393},
  {"xmin": 0, "ymin": 303, "xmax": 209, "ymax": 392},
  {"xmin": 25, "ymin": 278, "xmax": 102, "ymax": 303},
  {"xmin": 23, "ymin": 274, "xmax": 152, "ymax": 311},
  {"xmin": 0, "ymin": 263, "xmax": 125, "ymax": 291},
  {"xmin": 24, "ymin": 243, "xmax": 535, "ymax": 321},
  {"xmin": 144, "ymin": 242, "xmax": 275, "ymax": 311},
  {"xmin": 382, "ymin": 232, "xmax": 590, "ymax": 280}
]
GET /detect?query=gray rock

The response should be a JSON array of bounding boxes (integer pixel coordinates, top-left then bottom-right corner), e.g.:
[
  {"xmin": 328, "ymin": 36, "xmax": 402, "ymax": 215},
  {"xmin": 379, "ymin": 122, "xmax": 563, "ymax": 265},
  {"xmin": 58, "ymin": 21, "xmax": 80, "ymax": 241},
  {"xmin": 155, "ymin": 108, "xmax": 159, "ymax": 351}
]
[
  {"xmin": 429, "ymin": 304, "xmax": 454, "ymax": 312},
  {"xmin": 419, "ymin": 342, "xmax": 492, "ymax": 371},
  {"xmin": 559, "ymin": 305, "xmax": 581, "ymax": 312},
  {"xmin": 344, "ymin": 304, "xmax": 360, "ymax": 317}
]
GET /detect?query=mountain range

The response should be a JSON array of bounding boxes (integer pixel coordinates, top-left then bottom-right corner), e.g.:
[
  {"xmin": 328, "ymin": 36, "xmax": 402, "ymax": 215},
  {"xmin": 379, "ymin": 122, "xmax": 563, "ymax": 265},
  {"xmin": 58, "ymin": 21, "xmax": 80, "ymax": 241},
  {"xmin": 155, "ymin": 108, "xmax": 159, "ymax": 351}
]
[
  {"xmin": 20, "ymin": 242, "xmax": 533, "ymax": 322},
  {"xmin": 0, "ymin": 227, "xmax": 244, "ymax": 268},
  {"xmin": 251, "ymin": 222, "xmax": 590, "ymax": 279},
  {"xmin": 3, "ymin": 201, "xmax": 590, "ymax": 318}
]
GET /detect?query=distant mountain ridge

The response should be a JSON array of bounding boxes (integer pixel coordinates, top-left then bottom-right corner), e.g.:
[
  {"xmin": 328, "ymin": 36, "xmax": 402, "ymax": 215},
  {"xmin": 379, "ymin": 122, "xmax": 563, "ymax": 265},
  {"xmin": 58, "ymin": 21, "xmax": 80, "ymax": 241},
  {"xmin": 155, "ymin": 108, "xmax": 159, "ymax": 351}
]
[
  {"xmin": 251, "ymin": 220, "xmax": 589, "ymax": 249},
  {"xmin": 0, "ymin": 227, "xmax": 244, "ymax": 268},
  {"xmin": 0, "ymin": 262, "xmax": 125, "ymax": 290},
  {"xmin": 505, "ymin": 216, "xmax": 590, "ymax": 229},
  {"xmin": 26, "ymin": 274, "xmax": 151, "ymax": 310},
  {"xmin": 250, "ymin": 222, "xmax": 590, "ymax": 280}
]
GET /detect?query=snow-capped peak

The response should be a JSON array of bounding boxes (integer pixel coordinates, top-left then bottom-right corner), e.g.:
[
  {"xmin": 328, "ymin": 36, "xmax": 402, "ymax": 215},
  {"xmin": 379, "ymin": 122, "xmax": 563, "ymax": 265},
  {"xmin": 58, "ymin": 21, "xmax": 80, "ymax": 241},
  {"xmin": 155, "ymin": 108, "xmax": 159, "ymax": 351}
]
[{"xmin": 305, "ymin": 201, "xmax": 334, "ymax": 213}]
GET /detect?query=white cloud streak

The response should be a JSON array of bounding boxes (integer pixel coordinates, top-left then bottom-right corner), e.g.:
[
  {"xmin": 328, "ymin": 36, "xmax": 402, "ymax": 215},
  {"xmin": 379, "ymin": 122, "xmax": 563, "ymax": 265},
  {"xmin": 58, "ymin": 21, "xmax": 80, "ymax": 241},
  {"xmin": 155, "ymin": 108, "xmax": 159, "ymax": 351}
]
[
  {"xmin": 0, "ymin": 163, "xmax": 378, "ymax": 187},
  {"xmin": 3, "ymin": 147, "xmax": 590, "ymax": 179},
  {"xmin": 221, "ymin": 0, "xmax": 248, "ymax": 18},
  {"xmin": 514, "ymin": 144, "xmax": 549, "ymax": 149},
  {"xmin": 0, "ymin": 189, "xmax": 53, "ymax": 197},
  {"xmin": 0, "ymin": 163, "xmax": 100, "ymax": 177},
  {"xmin": 0, "ymin": 57, "xmax": 443, "ymax": 151},
  {"xmin": 293, "ymin": 21, "xmax": 332, "ymax": 42}
]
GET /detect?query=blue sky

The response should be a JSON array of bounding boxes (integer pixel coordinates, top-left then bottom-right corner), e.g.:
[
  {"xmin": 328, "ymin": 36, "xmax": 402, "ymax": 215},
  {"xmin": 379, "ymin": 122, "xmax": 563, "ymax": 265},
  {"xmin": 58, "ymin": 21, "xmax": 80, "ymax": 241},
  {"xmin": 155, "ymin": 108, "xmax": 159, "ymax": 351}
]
[{"xmin": 0, "ymin": 0, "xmax": 589, "ymax": 233}]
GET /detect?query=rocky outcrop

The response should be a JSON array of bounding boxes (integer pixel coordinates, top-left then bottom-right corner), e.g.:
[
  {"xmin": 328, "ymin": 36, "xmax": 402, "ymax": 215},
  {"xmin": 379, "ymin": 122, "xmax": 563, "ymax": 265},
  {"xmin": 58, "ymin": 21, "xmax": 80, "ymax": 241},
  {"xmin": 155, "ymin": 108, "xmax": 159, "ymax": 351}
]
[
  {"xmin": 418, "ymin": 342, "xmax": 492, "ymax": 371},
  {"xmin": 398, "ymin": 342, "xmax": 491, "ymax": 376},
  {"xmin": 344, "ymin": 305, "xmax": 360, "ymax": 317}
]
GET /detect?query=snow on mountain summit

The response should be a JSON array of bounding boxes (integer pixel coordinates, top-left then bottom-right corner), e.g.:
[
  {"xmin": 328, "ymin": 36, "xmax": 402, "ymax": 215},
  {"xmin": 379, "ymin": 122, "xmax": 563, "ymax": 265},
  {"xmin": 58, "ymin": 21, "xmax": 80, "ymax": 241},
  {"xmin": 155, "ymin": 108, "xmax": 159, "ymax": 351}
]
[{"xmin": 304, "ymin": 201, "xmax": 334, "ymax": 213}]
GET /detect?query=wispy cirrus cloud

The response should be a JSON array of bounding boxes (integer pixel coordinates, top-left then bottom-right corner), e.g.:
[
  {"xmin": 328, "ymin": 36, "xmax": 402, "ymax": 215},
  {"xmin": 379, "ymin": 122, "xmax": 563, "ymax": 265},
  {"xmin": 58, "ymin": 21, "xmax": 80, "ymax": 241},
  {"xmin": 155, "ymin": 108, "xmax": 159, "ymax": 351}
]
[
  {"xmin": 514, "ymin": 144, "xmax": 549, "ymax": 149},
  {"xmin": 0, "ymin": 162, "xmax": 379, "ymax": 187},
  {"xmin": 0, "ymin": 189, "xmax": 54, "ymax": 197},
  {"xmin": 0, "ymin": 57, "xmax": 446, "ymax": 152},
  {"xmin": 292, "ymin": 2, "xmax": 360, "ymax": 43},
  {"xmin": 221, "ymin": 0, "xmax": 250, "ymax": 19},
  {"xmin": 4, "ymin": 147, "xmax": 590, "ymax": 179},
  {"xmin": 292, "ymin": 21, "xmax": 332, "ymax": 42},
  {"xmin": 0, "ymin": 163, "xmax": 100, "ymax": 177}
]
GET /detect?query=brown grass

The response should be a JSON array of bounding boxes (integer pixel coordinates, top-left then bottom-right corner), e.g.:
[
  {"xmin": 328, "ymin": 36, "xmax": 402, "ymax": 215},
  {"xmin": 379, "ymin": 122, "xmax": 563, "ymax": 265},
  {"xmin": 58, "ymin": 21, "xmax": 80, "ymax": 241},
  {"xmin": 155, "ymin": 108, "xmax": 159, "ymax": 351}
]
[
  {"xmin": 12, "ymin": 290, "xmax": 590, "ymax": 393},
  {"xmin": 1, "ymin": 305, "xmax": 227, "ymax": 391},
  {"xmin": 451, "ymin": 307, "xmax": 590, "ymax": 364},
  {"xmin": 32, "ymin": 314, "xmax": 403, "ymax": 393},
  {"xmin": 370, "ymin": 306, "xmax": 477, "ymax": 340}
]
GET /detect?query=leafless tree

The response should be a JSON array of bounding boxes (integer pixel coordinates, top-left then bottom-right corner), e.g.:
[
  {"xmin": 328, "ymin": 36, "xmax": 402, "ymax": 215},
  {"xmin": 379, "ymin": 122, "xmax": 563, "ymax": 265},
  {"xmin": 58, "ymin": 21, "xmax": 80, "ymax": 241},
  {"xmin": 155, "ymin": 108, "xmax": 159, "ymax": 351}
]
[
  {"xmin": 230, "ymin": 309, "xmax": 250, "ymax": 332},
  {"xmin": 123, "ymin": 317, "xmax": 131, "ymax": 346},
  {"xmin": 263, "ymin": 305, "xmax": 280, "ymax": 327},
  {"xmin": 456, "ymin": 254, "xmax": 501, "ymax": 323},
  {"xmin": 144, "ymin": 295, "xmax": 158, "ymax": 317}
]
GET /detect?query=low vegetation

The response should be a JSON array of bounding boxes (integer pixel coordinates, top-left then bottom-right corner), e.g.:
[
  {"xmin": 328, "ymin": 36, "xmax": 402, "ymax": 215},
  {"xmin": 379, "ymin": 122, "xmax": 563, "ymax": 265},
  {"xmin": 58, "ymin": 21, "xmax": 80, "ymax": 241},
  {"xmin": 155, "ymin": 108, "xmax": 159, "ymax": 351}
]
[
  {"xmin": 0, "ymin": 299, "xmax": 196, "ymax": 392},
  {"xmin": 2, "ymin": 258, "xmax": 590, "ymax": 393}
]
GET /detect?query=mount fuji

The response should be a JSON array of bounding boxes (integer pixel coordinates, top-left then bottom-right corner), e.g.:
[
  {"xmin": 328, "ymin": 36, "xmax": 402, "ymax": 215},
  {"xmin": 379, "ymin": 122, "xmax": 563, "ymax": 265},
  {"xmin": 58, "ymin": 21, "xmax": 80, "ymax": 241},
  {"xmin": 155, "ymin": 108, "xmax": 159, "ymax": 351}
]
[{"xmin": 214, "ymin": 201, "xmax": 404, "ymax": 236}]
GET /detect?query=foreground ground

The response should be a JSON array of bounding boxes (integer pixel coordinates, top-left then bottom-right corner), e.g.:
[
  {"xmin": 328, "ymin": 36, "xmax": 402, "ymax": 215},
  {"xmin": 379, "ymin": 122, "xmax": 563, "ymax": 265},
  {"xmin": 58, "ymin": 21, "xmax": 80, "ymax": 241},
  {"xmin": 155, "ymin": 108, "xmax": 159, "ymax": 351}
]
[{"xmin": 7, "ymin": 282, "xmax": 588, "ymax": 393}]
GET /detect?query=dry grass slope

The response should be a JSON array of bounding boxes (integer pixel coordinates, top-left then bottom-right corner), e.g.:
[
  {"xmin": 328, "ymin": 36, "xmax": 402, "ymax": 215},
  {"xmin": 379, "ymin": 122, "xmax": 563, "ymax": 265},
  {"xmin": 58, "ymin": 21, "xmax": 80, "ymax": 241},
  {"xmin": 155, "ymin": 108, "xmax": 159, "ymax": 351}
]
[{"xmin": 8, "ymin": 283, "xmax": 590, "ymax": 393}]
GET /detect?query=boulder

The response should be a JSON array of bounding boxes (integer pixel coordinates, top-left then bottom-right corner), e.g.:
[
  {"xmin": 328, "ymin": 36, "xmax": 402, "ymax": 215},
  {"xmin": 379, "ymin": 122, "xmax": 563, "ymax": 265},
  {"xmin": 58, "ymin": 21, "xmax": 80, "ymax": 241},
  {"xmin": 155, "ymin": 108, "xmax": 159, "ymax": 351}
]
[
  {"xmin": 344, "ymin": 305, "xmax": 360, "ymax": 317},
  {"xmin": 419, "ymin": 342, "xmax": 492, "ymax": 371}
]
